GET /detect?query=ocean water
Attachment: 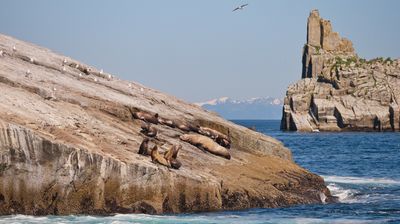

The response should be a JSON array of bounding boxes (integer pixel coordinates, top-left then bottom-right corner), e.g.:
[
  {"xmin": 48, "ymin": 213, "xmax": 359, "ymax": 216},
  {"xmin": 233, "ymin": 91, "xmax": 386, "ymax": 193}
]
[{"xmin": 1, "ymin": 120, "xmax": 400, "ymax": 224}]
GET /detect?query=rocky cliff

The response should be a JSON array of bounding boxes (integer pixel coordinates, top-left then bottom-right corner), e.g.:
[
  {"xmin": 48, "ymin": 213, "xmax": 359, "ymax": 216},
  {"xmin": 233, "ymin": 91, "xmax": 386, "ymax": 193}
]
[
  {"xmin": 282, "ymin": 10, "xmax": 400, "ymax": 131},
  {"xmin": 0, "ymin": 34, "xmax": 332, "ymax": 215}
]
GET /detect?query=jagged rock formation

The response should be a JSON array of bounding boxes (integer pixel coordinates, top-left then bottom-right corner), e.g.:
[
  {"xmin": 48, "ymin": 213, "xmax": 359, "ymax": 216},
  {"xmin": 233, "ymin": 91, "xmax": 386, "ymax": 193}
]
[
  {"xmin": 282, "ymin": 10, "xmax": 400, "ymax": 131},
  {"xmin": 0, "ymin": 34, "xmax": 332, "ymax": 215}
]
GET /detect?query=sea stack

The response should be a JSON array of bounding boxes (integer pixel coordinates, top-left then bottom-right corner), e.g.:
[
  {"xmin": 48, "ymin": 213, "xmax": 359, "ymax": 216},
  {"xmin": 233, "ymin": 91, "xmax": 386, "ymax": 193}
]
[{"xmin": 281, "ymin": 10, "xmax": 400, "ymax": 132}]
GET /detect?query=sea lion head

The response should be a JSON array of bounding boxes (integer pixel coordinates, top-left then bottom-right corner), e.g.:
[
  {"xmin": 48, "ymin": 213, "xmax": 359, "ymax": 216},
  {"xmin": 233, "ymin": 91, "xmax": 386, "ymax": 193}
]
[
  {"xmin": 179, "ymin": 134, "xmax": 189, "ymax": 141},
  {"xmin": 170, "ymin": 160, "xmax": 182, "ymax": 169}
]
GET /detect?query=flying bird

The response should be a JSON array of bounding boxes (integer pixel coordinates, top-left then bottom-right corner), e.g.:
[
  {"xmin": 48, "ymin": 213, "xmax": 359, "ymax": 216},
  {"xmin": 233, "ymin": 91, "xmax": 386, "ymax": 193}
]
[{"xmin": 232, "ymin": 4, "xmax": 248, "ymax": 12}]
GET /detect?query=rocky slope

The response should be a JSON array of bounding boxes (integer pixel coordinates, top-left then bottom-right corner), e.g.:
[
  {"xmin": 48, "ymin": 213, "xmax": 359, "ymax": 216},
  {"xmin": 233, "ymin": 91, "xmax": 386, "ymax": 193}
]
[
  {"xmin": 282, "ymin": 10, "xmax": 400, "ymax": 132},
  {"xmin": 0, "ymin": 34, "xmax": 332, "ymax": 215}
]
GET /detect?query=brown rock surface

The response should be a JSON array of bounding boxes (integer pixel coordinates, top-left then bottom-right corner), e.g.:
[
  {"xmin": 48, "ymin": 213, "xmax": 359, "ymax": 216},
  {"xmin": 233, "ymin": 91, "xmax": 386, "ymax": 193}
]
[
  {"xmin": 0, "ymin": 34, "xmax": 332, "ymax": 215},
  {"xmin": 283, "ymin": 10, "xmax": 400, "ymax": 132}
]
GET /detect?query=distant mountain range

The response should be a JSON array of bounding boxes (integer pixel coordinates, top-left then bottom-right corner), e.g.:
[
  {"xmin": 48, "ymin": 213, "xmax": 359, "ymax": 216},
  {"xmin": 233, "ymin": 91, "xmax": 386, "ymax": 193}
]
[{"xmin": 194, "ymin": 97, "xmax": 283, "ymax": 120}]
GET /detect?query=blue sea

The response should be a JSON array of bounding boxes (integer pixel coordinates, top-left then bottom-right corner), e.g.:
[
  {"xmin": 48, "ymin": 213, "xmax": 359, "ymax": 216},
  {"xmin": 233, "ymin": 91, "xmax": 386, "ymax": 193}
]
[{"xmin": 1, "ymin": 120, "xmax": 399, "ymax": 224}]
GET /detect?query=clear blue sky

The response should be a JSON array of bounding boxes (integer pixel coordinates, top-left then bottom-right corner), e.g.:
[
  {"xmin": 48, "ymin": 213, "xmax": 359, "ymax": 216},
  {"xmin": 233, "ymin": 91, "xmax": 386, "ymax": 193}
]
[{"xmin": 1, "ymin": 0, "xmax": 399, "ymax": 102}]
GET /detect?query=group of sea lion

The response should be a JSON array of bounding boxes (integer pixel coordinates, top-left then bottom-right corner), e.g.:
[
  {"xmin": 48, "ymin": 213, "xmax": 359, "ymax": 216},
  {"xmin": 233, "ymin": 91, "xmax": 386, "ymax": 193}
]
[
  {"xmin": 137, "ymin": 122, "xmax": 182, "ymax": 170},
  {"xmin": 132, "ymin": 109, "xmax": 232, "ymax": 169}
]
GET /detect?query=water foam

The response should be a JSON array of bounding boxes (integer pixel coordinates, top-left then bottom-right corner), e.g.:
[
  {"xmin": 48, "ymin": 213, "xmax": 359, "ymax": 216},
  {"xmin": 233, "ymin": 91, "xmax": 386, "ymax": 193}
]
[
  {"xmin": 327, "ymin": 183, "xmax": 360, "ymax": 203},
  {"xmin": 322, "ymin": 175, "xmax": 400, "ymax": 185},
  {"xmin": 0, "ymin": 215, "xmax": 389, "ymax": 224}
]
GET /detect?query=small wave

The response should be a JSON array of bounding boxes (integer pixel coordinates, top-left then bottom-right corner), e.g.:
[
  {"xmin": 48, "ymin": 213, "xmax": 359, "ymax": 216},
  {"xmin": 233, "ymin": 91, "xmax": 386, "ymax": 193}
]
[
  {"xmin": 327, "ymin": 183, "xmax": 360, "ymax": 203},
  {"xmin": 322, "ymin": 175, "xmax": 400, "ymax": 185},
  {"xmin": 289, "ymin": 218, "xmax": 386, "ymax": 224}
]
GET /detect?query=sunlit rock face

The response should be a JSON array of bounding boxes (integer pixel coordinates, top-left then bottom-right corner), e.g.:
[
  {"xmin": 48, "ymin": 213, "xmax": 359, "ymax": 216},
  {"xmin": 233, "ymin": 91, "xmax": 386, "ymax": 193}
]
[{"xmin": 0, "ymin": 34, "xmax": 332, "ymax": 215}]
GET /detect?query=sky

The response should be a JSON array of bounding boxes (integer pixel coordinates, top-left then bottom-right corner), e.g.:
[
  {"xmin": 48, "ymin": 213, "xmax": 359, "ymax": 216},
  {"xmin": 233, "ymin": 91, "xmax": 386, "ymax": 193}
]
[{"xmin": 1, "ymin": 0, "xmax": 399, "ymax": 102}]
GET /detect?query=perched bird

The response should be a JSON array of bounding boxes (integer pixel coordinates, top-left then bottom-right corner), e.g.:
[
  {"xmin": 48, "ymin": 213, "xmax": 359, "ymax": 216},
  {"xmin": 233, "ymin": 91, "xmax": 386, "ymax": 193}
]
[
  {"xmin": 63, "ymin": 58, "xmax": 67, "ymax": 65},
  {"xmin": 30, "ymin": 57, "xmax": 34, "ymax": 63},
  {"xmin": 12, "ymin": 45, "xmax": 16, "ymax": 52},
  {"xmin": 75, "ymin": 64, "xmax": 79, "ymax": 69},
  {"xmin": 25, "ymin": 69, "xmax": 31, "ymax": 77},
  {"xmin": 51, "ymin": 87, "xmax": 57, "ymax": 100},
  {"xmin": 78, "ymin": 73, "xmax": 83, "ymax": 78},
  {"xmin": 100, "ymin": 69, "xmax": 103, "ymax": 75},
  {"xmin": 0, "ymin": 50, "xmax": 3, "ymax": 57},
  {"xmin": 94, "ymin": 78, "xmax": 98, "ymax": 82},
  {"xmin": 232, "ymin": 4, "xmax": 248, "ymax": 12},
  {"xmin": 128, "ymin": 83, "xmax": 132, "ymax": 88},
  {"xmin": 107, "ymin": 74, "xmax": 112, "ymax": 80},
  {"xmin": 62, "ymin": 66, "xmax": 66, "ymax": 73},
  {"xmin": 140, "ymin": 87, "xmax": 144, "ymax": 92}
]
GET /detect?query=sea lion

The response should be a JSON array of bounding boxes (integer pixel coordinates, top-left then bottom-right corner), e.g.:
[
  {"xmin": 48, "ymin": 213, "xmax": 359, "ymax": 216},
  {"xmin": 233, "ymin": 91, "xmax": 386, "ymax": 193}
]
[
  {"xmin": 140, "ymin": 122, "xmax": 158, "ymax": 137},
  {"xmin": 150, "ymin": 145, "xmax": 170, "ymax": 167},
  {"xmin": 173, "ymin": 121, "xmax": 200, "ymax": 133},
  {"xmin": 216, "ymin": 137, "xmax": 231, "ymax": 149},
  {"xmin": 132, "ymin": 111, "xmax": 159, "ymax": 124},
  {"xmin": 164, "ymin": 145, "xmax": 182, "ymax": 169},
  {"xmin": 199, "ymin": 127, "xmax": 231, "ymax": 148},
  {"xmin": 158, "ymin": 117, "xmax": 176, "ymax": 128},
  {"xmin": 172, "ymin": 144, "xmax": 181, "ymax": 159},
  {"xmin": 170, "ymin": 159, "xmax": 182, "ymax": 169},
  {"xmin": 138, "ymin": 138, "xmax": 150, "ymax": 156},
  {"xmin": 173, "ymin": 120, "xmax": 191, "ymax": 132},
  {"xmin": 180, "ymin": 134, "xmax": 231, "ymax": 160}
]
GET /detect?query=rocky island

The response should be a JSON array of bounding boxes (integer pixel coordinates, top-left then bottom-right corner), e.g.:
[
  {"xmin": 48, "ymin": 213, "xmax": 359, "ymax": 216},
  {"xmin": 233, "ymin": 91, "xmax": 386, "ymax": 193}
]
[
  {"xmin": 0, "ymin": 34, "xmax": 332, "ymax": 215},
  {"xmin": 282, "ymin": 10, "xmax": 400, "ymax": 132}
]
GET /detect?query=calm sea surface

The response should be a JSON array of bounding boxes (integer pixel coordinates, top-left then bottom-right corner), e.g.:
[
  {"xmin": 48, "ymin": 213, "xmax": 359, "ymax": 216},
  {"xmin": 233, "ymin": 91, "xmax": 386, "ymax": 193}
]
[{"xmin": 1, "ymin": 120, "xmax": 399, "ymax": 223}]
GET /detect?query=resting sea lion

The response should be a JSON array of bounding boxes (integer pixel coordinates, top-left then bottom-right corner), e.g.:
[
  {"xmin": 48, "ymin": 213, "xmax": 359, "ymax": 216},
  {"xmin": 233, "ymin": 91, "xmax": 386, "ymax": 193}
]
[
  {"xmin": 173, "ymin": 120, "xmax": 191, "ymax": 132},
  {"xmin": 138, "ymin": 138, "xmax": 150, "ymax": 155},
  {"xmin": 133, "ymin": 111, "xmax": 159, "ymax": 124},
  {"xmin": 199, "ymin": 127, "xmax": 231, "ymax": 148},
  {"xmin": 180, "ymin": 134, "xmax": 231, "ymax": 160},
  {"xmin": 174, "ymin": 121, "xmax": 200, "ymax": 132},
  {"xmin": 164, "ymin": 145, "xmax": 182, "ymax": 169},
  {"xmin": 150, "ymin": 145, "xmax": 170, "ymax": 167},
  {"xmin": 158, "ymin": 117, "xmax": 176, "ymax": 128},
  {"xmin": 140, "ymin": 122, "xmax": 158, "ymax": 137},
  {"xmin": 198, "ymin": 127, "xmax": 215, "ymax": 138},
  {"xmin": 216, "ymin": 137, "xmax": 231, "ymax": 149}
]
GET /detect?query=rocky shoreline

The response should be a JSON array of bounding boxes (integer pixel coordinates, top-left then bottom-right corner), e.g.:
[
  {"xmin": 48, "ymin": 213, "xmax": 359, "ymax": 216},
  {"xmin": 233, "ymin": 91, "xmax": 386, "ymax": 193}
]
[
  {"xmin": 0, "ymin": 33, "xmax": 333, "ymax": 215},
  {"xmin": 281, "ymin": 10, "xmax": 400, "ymax": 132}
]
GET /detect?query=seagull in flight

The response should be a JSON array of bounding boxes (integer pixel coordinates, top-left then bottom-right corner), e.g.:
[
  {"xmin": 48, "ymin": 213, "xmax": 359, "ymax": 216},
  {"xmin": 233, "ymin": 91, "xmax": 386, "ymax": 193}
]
[{"xmin": 232, "ymin": 4, "xmax": 248, "ymax": 12}]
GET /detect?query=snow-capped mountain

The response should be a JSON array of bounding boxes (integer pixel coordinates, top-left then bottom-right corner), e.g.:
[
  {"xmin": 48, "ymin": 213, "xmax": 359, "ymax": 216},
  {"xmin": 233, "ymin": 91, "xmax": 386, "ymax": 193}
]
[{"xmin": 194, "ymin": 97, "xmax": 283, "ymax": 120}]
